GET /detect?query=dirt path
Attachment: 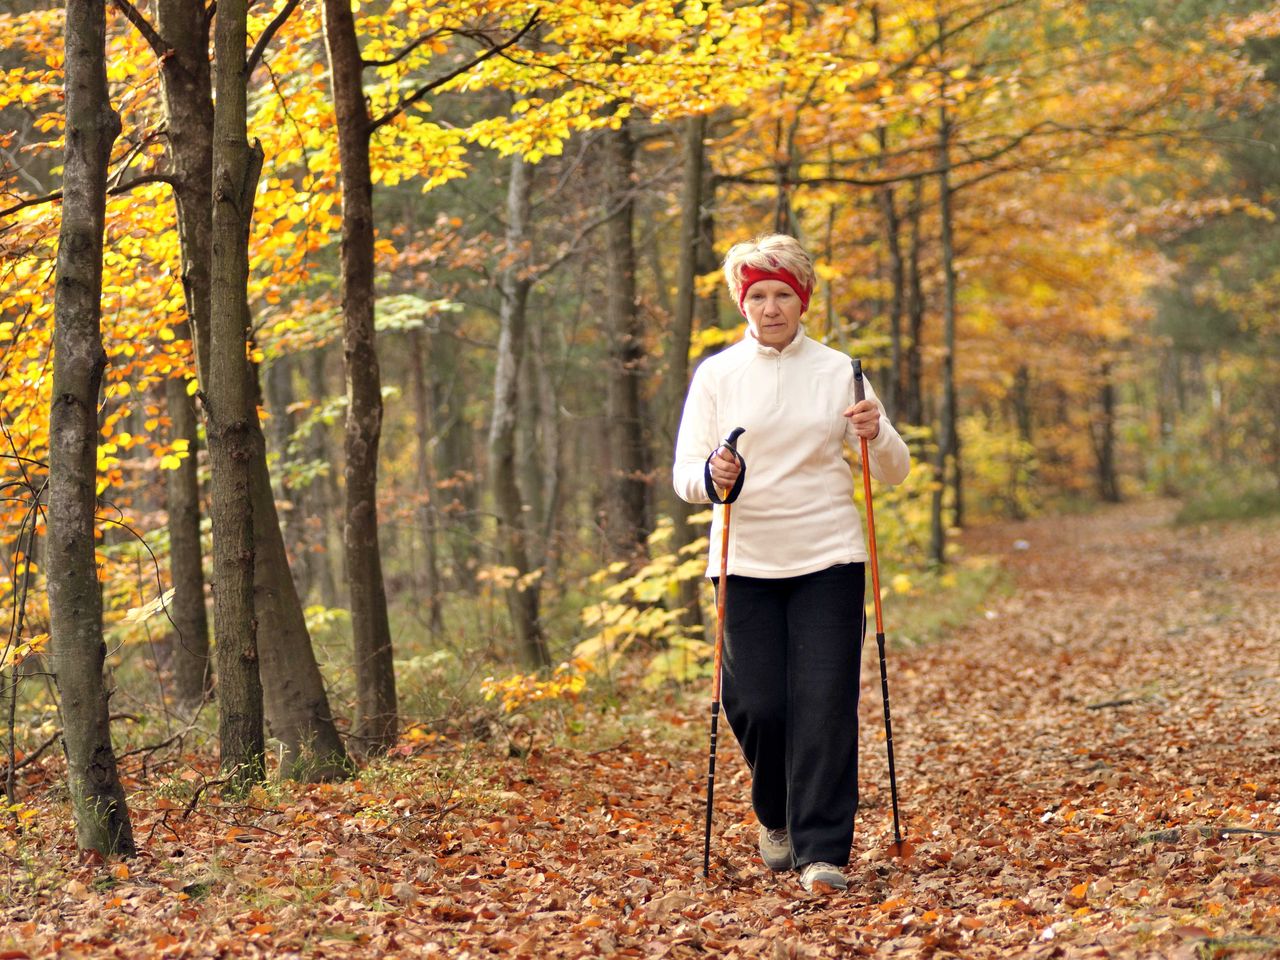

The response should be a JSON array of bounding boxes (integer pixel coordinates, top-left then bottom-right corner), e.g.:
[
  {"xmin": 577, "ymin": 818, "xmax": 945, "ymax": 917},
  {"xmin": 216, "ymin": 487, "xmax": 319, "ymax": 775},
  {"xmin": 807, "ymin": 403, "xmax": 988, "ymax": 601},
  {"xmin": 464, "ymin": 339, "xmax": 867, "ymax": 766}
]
[{"xmin": 8, "ymin": 502, "xmax": 1280, "ymax": 959}]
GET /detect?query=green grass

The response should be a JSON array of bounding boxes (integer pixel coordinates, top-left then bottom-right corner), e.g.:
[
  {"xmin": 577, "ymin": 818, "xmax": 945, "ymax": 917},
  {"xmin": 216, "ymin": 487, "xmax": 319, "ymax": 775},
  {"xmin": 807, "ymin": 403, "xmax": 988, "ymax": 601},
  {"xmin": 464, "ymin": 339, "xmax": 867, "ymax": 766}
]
[
  {"xmin": 882, "ymin": 560, "xmax": 1011, "ymax": 648},
  {"xmin": 1175, "ymin": 486, "xmax": 1280, "ymax": 524}
]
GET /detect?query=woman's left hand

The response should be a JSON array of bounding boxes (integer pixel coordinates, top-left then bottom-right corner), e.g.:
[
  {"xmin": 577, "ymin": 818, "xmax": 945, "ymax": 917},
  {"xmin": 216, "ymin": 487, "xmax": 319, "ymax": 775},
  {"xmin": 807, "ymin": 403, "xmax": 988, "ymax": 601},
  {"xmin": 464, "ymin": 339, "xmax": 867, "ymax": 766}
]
[{"xmin": 843, "ymin": 399, "xmax": 880, "ymax": 440}]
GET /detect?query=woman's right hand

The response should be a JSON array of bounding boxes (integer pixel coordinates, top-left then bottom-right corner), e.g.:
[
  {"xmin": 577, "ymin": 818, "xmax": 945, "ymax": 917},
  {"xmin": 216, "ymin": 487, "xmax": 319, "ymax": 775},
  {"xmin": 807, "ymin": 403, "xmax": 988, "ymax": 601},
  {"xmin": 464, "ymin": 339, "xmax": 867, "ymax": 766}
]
[{"xmin": 708, "ymin": 445, "xmax": 742, "ymax": 493}]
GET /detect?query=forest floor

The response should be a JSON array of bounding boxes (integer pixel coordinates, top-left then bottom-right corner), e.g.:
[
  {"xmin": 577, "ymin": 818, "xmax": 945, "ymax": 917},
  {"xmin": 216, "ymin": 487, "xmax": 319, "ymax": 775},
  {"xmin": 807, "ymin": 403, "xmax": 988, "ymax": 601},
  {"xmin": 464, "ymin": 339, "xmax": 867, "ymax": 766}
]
[{"xmin": 3, "ymin": 499, "xmax": 1280, "ymax": 959}]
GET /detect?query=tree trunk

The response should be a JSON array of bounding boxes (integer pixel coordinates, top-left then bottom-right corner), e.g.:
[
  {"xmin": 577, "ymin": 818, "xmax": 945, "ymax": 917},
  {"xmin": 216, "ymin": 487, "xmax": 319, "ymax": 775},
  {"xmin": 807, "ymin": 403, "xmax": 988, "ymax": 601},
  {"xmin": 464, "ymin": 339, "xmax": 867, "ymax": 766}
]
[
  {"xmin": 48, "ymin": 0, "xmax": 134, "ymax": 856},
  {"xmin": 601, "ymin": 121, "xmax": 651, "ymax": 558},
  {"xmin": 154, "ymin": 0, "xmax": 214, "ymax": 376},
  {"xmin": 931, "ymin": 93, "xmax": 959, "ymax": 565},
  {"xmin": 409, "ymin": 329, "xmax": 444, "ymax": 633},
  {"xmin": 150, "ymin": 0, "xmax": 216, "ymax": 714},
  {"xmin": 261, "ymin": 355, "xmax": 311, "ymax": 599},
  {"xmin": 1092, "ymin": 360, "xmax": 1121, "ymax": 503},
  {"xmin": 489, "ymin": 154, "xmax": 550, "ymax": 669},
  {"xmin": 667, "ymin": 114, "xmax": 708, "ymax": 633},
  {"xmin": 904, "ymin": 181, "xmax": 925, "ymax": 430},
  {"xmin": 872, "ymin": 5, "xmax": 905, "ymax": 421},
  {"xmin": 303, "ymin": 348, "xmax": 345, "ymax": 607},
  {"xmin": 322, "ymin": 0, "xmax": 397, "ymax": 756},
  {"xmin": 208, "ymin": 0, "xmax": 265, "ymax": 789},
  {"xmin": 165, "ymin": 374, "xmax": 210, "ymax": 708},
  {"xmin": 529, "ymin": 317, "xmax": 565, "ymax": 579},
  {"xmin": 145, "ymin": 0, "xmax": 346, "ymax": 779},
  {"xmin": 879, "ymin": 187, "xmax": 906, "ymax": 422}
]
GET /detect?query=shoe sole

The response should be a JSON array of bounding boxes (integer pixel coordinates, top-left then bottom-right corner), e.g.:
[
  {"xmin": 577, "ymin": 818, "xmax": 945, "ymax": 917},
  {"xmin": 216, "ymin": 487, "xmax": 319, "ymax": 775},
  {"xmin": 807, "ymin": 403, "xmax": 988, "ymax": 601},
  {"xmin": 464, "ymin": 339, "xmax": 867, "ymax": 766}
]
[{"xmin": 761, "ymin": 850, "xmax": 794, "ymax": 871}]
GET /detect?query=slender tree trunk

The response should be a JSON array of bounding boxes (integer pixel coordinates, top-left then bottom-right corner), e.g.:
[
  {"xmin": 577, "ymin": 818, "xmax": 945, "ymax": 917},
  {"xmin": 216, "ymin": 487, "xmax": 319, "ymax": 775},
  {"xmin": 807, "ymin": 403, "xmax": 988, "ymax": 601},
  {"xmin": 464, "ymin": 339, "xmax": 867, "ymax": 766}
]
[
  {"xmin": 208, "ymin": 0, "xmax": 265, "ymax": 789},
  {"xmin": 601, "ymin": 121, "xmax": 651, "ymax": 558},
  {"xmin": 879, "ymin": 187, "xmax": 906, "ymax": 421},
  {"xmin": 529, "ymin": 316, "xmax": 565, "ymax": 580},
  {"xmin": 165, "ymin": 373, "xmax": 210, "ymax": 708},
  {"xmin": 667, "ymin": 114, "xmax": 707, "ymax": 632},
  {"xmin": 409, "ymin": 329, "xmax": 444, "ymax": 633},
  {"xmin": 48, "ymin": 0, "xmax": 134, "ymax": 856},
  {"xmin": 1092, "ymin": 360, "xmax": 1121, "ymax": 502},
  {"xmin": 871, "ymin": 5, "xmax": 905, "ymax": 420},
  {"xmin": 321, "ymin": 0, "xmax": 397, "ymax": 755},
  {"xmin": 489, "ymin": 154, "xmax": 550, "ymax": 669},
  {"xmin": 931, "ymin": 90, "xmax": 960, "ymax": 564},
  {"xmin": 303, "ymin": 348, "xmax": 345, "ymax": 607},
  {"xmin": 904, "ymin": 182, "xmax": 926, "ymax": 430}
]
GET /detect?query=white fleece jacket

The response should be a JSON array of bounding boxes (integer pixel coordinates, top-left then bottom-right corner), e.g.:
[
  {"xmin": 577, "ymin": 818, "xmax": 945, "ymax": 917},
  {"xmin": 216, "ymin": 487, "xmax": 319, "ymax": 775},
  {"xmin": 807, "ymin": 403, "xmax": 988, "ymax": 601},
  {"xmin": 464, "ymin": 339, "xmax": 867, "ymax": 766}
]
[{"xmin": 673, "ymin": 327, "xmax": 911, "ymax": 578}]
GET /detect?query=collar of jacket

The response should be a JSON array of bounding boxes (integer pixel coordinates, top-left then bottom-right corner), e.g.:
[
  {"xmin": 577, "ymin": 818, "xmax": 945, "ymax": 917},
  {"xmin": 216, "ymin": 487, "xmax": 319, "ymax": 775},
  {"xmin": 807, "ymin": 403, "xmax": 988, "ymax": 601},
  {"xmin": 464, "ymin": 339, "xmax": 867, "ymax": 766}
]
[{"xmin": 746, "ymin": 324, "xmax": 807, "ymax": 357}]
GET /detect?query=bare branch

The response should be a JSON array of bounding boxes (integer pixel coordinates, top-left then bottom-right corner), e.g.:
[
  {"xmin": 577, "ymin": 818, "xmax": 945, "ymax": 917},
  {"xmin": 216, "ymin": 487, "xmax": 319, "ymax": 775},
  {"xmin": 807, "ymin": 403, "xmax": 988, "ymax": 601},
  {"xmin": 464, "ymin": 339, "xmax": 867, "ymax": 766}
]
[
  {"xmin": 369, "ymin": 11, "xmax": 541, "ymax": 134},
  {"xmin": 246, "ymin": 0, "xmax": 303, "ymax": 76},
  {"xmin": 361, "ymin": 28, "xmax": 447, "ymax": 69},
  {"xmin": 0, "ymin": 175, "xmax": 177, "ymax": 222},
  {"xmin": 110, "ymin": 0, "xmax": 168, "ymax": 60}
]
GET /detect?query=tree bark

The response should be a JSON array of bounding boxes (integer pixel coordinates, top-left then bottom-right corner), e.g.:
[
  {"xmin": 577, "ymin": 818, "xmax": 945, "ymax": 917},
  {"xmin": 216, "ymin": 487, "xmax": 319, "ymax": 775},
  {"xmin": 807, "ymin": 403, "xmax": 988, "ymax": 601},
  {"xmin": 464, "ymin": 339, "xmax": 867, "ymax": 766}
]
[
  {"xmin": 601, "ymin": 120, "xmax": 651, "ymax": 558},
  {"xmin": 165, "ymin": 374, "xmax": 210, "ymax": 708},
  {"xmin": 321, "ymin": 0, "xmax": 397, "ymax": 756},
  {"xmin": 489, "ymin": 154, "xmax": 550, "ymax": 669},
  {"xmin": 48, "ymin": 0, "xmax": 135, "ymax": 856},
  {"xmin": 208, "ymin": 0, "xmax": 265, "ymax": 789}
]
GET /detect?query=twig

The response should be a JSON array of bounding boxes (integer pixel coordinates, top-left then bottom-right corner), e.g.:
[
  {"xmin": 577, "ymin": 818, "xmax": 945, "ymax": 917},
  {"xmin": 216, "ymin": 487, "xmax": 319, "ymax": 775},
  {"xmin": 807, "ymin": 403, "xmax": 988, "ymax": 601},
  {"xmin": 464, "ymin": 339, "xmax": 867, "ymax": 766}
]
[
  {"xmin": 181, "ymin": 775, "xmax": 230, "ymax": 818},
  {"xmin": 1086, "ymin": 697, "xmax": 1146, "ymax": 710},
  {"xmin": 369, "ymin": 11, "xmax": 541, "ymax": 133},
  {"xmin": 1138, "ymin": 825, "xmax": 1280, "ymax": 843}
]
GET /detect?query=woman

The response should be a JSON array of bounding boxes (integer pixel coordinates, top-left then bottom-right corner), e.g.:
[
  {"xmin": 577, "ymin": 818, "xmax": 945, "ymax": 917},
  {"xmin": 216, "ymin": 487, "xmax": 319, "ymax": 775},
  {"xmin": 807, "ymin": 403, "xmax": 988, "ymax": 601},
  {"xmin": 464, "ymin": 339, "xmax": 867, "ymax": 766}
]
[{"xmin": 672, "ymin": 234, "xmax": 911, "ymax": 893}]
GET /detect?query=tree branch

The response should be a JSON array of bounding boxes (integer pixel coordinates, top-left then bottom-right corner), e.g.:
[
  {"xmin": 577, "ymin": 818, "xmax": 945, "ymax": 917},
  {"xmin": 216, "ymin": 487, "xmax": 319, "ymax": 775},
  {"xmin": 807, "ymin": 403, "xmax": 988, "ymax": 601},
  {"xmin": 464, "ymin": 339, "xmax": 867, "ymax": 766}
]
[
  {"xmin": 246, "ymin": 0, "xmax": 303, "ymax": 76},
  {"xmin": 110, "ymin": 0, "xmax": 168, "ymax": 60},
  {"xmin": 368, "ymin": 11, "xmax": 541, "ymax": 134},
  {"xmin": 0, "ymin": 175, "xmax": 177, "ymax": 222},
  {"xmin": 361, "ymin": 28, "xmax": 447, "ymax": 69}
]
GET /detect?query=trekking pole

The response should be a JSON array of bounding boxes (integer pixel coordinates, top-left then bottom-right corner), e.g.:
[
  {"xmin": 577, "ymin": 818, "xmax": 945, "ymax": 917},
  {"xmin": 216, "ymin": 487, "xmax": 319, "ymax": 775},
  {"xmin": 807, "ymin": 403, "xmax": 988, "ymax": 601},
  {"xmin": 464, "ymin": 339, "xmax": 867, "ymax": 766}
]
[
  {"xmin": 851, "ymin": 360, "xmax": 908, "ymax": 857},
  {"xmin": 703, "ymin": 426, "xmax": 745, "ymax": 879}
]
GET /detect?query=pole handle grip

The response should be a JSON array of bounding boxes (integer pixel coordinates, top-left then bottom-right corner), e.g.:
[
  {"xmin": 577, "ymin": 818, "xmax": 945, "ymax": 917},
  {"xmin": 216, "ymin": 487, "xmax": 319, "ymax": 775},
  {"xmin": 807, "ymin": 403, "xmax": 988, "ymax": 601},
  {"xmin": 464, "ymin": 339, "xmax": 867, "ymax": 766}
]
[{"xmin": 852, "ymin": 358, "xmax": 866, "ymax": 404}]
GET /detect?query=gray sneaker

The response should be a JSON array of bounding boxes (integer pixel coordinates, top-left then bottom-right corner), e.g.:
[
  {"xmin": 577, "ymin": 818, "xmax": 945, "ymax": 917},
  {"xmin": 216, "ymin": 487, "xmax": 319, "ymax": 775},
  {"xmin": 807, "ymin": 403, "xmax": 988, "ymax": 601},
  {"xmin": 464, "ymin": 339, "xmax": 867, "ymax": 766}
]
[
  {"xmin": 758, "ymin": 824, "xmax": 794, "ymax": 870},
  {"xmin": 799, "ymin": 861, "xmax": 847, "ymax": 893}
]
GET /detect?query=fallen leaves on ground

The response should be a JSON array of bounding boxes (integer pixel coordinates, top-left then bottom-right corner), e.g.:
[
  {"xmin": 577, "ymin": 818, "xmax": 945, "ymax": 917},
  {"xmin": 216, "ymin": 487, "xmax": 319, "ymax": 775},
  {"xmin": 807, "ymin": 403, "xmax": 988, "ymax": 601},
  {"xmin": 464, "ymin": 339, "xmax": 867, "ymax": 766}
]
[{"xmin": 3, "ymin": 501, "xmax": 1279, "ymax": 958}]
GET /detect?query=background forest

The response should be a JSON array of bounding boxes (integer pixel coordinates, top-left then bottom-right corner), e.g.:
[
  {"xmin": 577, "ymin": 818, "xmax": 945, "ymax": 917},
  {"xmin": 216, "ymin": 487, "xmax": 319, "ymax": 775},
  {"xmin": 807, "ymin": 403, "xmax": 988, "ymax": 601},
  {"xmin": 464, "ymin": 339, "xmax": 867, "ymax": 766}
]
[{"xmin": 1, "ymin": 0, "xmax": 1279, "ymax": 923}]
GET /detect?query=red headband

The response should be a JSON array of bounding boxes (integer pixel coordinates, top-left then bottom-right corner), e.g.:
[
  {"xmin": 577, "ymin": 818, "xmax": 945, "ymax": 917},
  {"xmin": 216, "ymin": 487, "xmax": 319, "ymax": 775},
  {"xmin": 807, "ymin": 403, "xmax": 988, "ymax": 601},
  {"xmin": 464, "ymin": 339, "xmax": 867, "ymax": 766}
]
[{"xmin": 737, "ymin": 265, "xmax": 811, "ymax": 316}]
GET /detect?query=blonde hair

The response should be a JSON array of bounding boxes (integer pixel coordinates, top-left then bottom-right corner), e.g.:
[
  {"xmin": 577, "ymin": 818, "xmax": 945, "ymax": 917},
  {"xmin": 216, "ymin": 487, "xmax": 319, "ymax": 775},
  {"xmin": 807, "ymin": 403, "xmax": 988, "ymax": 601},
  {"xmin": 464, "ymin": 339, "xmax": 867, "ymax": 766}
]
[{"xmin": 722, "ymin": 234, "xmax": 816, "ymax": 304}]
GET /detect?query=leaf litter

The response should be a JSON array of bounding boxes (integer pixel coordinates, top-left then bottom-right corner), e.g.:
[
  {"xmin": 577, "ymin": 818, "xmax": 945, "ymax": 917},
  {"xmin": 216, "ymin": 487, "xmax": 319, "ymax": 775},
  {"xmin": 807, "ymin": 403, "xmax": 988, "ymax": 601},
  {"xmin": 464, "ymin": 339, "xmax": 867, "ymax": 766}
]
[{"xmin": 3, "ymin": 501, "xmax": 1279, "ymax": 958}]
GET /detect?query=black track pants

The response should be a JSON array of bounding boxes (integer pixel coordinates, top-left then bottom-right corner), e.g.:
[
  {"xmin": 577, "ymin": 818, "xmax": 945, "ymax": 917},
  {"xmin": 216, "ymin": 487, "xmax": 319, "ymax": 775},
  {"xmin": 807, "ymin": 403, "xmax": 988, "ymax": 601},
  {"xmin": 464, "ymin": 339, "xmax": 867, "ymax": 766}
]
[{"xmin": 716, "ymin": 563, "xmax": 865, "ymax": 868}]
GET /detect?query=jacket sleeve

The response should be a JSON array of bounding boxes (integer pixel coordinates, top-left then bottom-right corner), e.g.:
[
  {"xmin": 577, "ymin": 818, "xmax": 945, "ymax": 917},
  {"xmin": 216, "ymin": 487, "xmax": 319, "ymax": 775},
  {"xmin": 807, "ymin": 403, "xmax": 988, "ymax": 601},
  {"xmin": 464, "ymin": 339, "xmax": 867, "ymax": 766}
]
[
  {"xmin": 672, "ymin": 363, "xmax": 717, "ymax": 504},
  {"xmin": 846, "ymin": 374, "xmax": 911, "ymax": 486}
]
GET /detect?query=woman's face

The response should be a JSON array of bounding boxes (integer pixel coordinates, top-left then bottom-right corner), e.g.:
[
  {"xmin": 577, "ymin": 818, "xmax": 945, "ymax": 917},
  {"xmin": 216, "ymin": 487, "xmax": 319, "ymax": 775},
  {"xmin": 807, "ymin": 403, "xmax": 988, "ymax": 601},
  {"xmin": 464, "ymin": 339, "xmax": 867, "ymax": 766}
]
[{"xmin": 742, "ymin": 279, "xmax": 804, "ymax": 349}]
